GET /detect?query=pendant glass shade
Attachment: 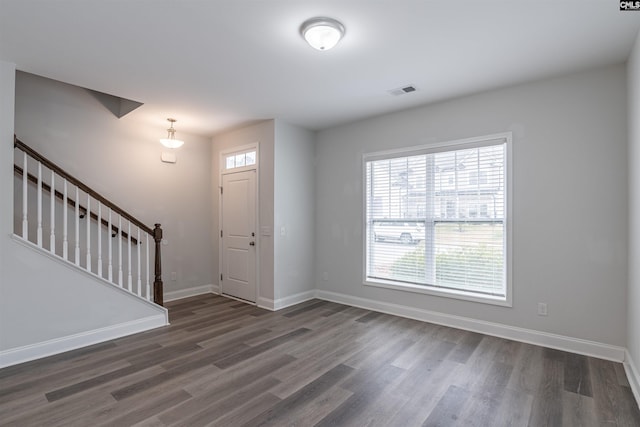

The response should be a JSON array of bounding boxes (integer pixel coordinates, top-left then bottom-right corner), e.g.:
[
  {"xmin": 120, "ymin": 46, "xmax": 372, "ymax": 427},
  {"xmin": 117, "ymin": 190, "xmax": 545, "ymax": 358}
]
[{"xmin": 160, "ymin": 118, "xmax": 184, "ymax": 148}]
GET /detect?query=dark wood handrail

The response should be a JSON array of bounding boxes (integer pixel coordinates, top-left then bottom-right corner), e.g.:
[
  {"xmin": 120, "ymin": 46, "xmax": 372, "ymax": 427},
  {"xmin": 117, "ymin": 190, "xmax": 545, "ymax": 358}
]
[
  {"xmin": 14, "ymin": 165, "xmax": 140, "ymax": 244},
  {"xmin": 14, "ymin": 137, "xmax": 153, "ymax": 235}
]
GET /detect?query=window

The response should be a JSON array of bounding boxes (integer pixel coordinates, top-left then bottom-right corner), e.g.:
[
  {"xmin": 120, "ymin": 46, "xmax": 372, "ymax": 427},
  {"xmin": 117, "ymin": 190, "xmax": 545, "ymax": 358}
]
[
  {"xmin": 364, "ymin": 133, "xmax": 511, "ymax": 305},
  {"xmin": 225, "ymin": 150, "xmax": 256, "ymax": 170}
]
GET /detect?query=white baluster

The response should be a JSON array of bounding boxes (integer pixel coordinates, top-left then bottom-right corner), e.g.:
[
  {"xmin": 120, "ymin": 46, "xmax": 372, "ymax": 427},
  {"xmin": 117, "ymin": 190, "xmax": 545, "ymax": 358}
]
[
  {"xmin": 22, "ymin": 152, "xmax": 28, "ymax": 239},
  {"xmin": 146, "ymin": 233, "xmax": 150, "ymax": 300},
  {"xmin": 50, "ymin": 170, "xmax": 55, "ymax": 252},
  {"xmin": 118, "ymin": 215, "xmax": 123, "ymax": 286},
  {"xmin": 108, "ymin": 208, "xmax": 113, "ymax": 282},
  {"xmin": 137, "ymin": 228, "xmax": 141, "ymax": 296},
  {"xmin": 63, "ymin": 179, "xmax": 68, "ymax": 259},
  {"xmin": 86, "ymin": 195, "xmax": 91, "ymax": 271},
  {"xmin": 97, "ymin": 202, "xmax": 102, "ymax": 277},
  {"xmin": 127, "ymin": 222, "xmax": 132, "ymax": 292},
  {"xmin": 37, "ymin": 162, "xmax": 42, "ymax": 247},
  {"xmin": 74, "ymin": 187, "xmax": 80, "ymax": 265}
]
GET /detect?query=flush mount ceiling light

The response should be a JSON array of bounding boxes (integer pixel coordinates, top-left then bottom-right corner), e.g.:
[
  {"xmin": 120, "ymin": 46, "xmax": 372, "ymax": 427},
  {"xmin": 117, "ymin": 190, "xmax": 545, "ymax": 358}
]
[
  {"xmin": 159, "ymin": 118, "xmax": 184, "ymax": 149},
  {"xmin": 300, "ymin": 17, "xmax": 345, "ymax": 51}
]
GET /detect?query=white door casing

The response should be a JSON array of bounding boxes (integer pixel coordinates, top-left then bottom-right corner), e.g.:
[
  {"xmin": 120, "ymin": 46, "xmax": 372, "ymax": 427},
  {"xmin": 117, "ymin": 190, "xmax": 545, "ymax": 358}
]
[{"xmin": 221, "ymin": 170, "xmax": 257, "ymax": 302}]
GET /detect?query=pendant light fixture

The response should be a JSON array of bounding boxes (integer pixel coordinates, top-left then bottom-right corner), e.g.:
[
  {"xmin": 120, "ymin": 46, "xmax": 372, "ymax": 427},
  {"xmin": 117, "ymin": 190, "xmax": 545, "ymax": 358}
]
[
  {"xmin": 159, "ymin": 118, "xmax": 184, "ymax": 149},
  {"xmin": 300, "ymin": 17, "xmax": 345, "ymax": 51}
]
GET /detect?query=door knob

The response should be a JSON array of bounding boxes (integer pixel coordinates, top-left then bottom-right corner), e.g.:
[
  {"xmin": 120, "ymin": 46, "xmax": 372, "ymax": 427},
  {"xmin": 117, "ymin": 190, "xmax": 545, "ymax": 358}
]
[{"xmin": 249, "ymin": 241, "xmax": 255, "ymax": 246}]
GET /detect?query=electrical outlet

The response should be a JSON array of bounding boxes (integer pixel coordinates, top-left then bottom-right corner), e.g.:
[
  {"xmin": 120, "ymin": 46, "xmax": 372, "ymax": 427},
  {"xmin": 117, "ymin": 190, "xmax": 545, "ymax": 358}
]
[
  {"xmin": 171, "ymin": 272, "xmax": 177, "ymax": 281},
  {"xmin": 537, "ymin": 302, "xmax": 548, "ymax": 316},
  {"xmin": 322, "ymin": 271, "xmax": 329, "ymax": 281}
]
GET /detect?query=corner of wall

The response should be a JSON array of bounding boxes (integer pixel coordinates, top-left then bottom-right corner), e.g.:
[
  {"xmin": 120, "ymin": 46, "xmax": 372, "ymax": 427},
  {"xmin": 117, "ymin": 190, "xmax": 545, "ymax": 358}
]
[{"xmin": 626, "ymin": 27, "xmax": 640, "ymax": 408}]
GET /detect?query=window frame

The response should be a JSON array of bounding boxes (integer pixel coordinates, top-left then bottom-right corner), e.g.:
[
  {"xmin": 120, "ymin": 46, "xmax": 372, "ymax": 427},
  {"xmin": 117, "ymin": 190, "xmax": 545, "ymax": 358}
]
[
  {"xmin": 362, "ymin": 132, "xmax": 513, "ymax": 307},
  {"xmin": 223, "ymin": 147, "xmax": 258, "ymax": 172}
]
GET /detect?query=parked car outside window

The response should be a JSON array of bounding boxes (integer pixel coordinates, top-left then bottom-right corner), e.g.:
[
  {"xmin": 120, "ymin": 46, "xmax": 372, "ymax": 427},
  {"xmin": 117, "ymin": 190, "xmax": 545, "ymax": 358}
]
[{"xmin": 373, "ymin": 221, "xmax": 424, "ymax": 244}]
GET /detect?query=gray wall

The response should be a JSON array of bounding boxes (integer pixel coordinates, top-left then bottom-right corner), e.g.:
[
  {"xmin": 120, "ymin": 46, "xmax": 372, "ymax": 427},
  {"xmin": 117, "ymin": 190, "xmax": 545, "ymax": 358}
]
[
  {"xmin": 274, "ymin": 121, "xmax": 315, "ymax": 300},
  {"xmin": 211, "ymin": 119, "xmax": 316, "ymax": 305},
  {"xmin": 315, "ymin": 64, "xmax": 628, "ymax": 346},
  {"xmin": 211, "ymin": 120, "xmax": 276, "ymax": 302},
  {"xmin": 0, "ymin": 63, "xmax": 164, "ymax": 356},
  {"xmin": 14, "ymin": 72, "xmax": 214, "ymax": 294},
  {"xmin": 628, "ymin": 30, "xmax": 640, "ymax": 376}
]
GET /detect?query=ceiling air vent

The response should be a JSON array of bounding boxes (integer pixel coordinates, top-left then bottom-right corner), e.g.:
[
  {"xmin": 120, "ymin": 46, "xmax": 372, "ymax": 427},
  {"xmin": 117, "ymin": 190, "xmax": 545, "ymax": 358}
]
[{"xmin": 388, "ymin": 85, "xmax": 417, "ymax": 96}]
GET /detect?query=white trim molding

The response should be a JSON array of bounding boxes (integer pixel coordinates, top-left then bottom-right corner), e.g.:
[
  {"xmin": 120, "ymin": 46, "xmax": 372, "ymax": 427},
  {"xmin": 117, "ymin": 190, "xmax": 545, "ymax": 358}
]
[
  {"xmin": 257, "ymin": 290, "xmax": 316, "ymax": 311},
  {"xmin": 0, "ymin": 315, "xmax": 167, "ymax": 368},
  {"xmin": 625, "ymin": 350, "xmax": 640, "ymax": 408},
  {"xmin": 164, "ymin": 284, "xmax": 218, "ymax": 302},
  {"xmin": 257, "ymin": 297, "xmax": 275, "ymax": 311},
  {"xmin": 315, "ymin": 290, "xmax": 625, "ymax": 362},
  {"xmin": 274, "ymin": 290, "xmax": 316, "ymax": 311}
]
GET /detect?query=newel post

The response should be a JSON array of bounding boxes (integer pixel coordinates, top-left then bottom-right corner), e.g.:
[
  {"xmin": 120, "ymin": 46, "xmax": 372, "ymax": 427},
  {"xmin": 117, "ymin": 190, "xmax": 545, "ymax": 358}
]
[{"xmin": 153, "ymin": 223, "xmax": 164, "ymax": 306}]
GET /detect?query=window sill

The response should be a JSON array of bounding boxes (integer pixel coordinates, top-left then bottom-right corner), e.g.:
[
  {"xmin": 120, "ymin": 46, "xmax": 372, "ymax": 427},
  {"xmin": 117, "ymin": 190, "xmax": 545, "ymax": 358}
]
[{"xmin": 363, "ymin": 278, "xmax": 512, "ymax": 307}]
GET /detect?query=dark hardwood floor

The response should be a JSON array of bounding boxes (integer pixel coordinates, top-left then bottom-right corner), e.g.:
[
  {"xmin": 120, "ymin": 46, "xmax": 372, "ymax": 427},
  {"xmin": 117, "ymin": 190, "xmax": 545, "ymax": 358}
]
[{"xmin": 1, "ymin": 294, "xmax": 639, "ymax": 426}]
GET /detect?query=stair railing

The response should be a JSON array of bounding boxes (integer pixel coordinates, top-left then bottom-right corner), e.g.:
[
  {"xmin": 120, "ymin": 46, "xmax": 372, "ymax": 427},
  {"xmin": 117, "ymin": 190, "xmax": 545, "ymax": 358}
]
[{"xmin": 13, "ymin": 136, "xmax": 164, "ymax": 306}]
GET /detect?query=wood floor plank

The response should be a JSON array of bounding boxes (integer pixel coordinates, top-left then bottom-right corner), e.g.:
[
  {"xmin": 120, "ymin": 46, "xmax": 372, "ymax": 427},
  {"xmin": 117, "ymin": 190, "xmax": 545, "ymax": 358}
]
[
  {"xmin": 1, "ymin": 294, "xmax": 638, "ymax": 426},
  {"xmin": 158, "ymin": 354, "xmax": 296, "ymax": 423},
  {"xmin": 0, "ymin": 341, "xmax": 117, "ymax": 382},
  {"xmin": 213, "ymin": 328, "xmax": 310, "ymax": 369},
  {"xmin": 45, "ymin": 363, "xmax": 161, "ymax": 402},
  {"xmin": 564, "ymin": 352, "xmax": 593, "ymax": 397},
  {"xmin": 561, "ymin": 389, "xmax": 599, "ymax": 427},
  {"xmin": 314, "ymin": 364, "xmax": 405, "ymax": 426},
  {"xmin": 282, "ymin": 300, "xmax": 330, "ymax": 318},
  {"xmin": 528, "ymin": 357, "xmax": 564, "ymax": 427},
  {"xmin": 456, "ymin": 361, "xmax": 514, "ymax": 426},
  {"xmin": 109, "ymin": 350, "xmax": 229, "ymax": 401},
  {"xmin": 447, "ymin": 330, "xmax": 484, "ymax": 364},
  {"xmin": 494, "ymin": 387, "xmax": 534, "ymax": 427},
  {"xmin": 242, "ymin": 363, "xmax": 354, "ymax": 426},
  {"xmin": 97, "ymin": 389, "xmax": 192, "ymax": 427},
  {"xmin": 590, "ymin": 357, "xmax": 640, "ymax": 426},
  {"xmin": 421, "ymin": 384, "xmax": 471, "ymax": 427},
  {"xmin": 507, "ymin": 343, "xmax": 544, "ymax": 395},
  {"xmin": 167, "ymin": 376, "xmax": 281, "ymax": 427},
  {"xmin": 0, "ymin": 359, "xmax": 131, "ymax": 404},
  {"xmin": 614, "ymin": 361, "xmax": 632, "ymax": 387},
  {"xmin": 270, "ymin": 339, "xmax": 361, "ymax": 399},
  {"xmin": 208, "ymin": 392, "xmax": 282, "ymax": 426},
  {"xmin": 384, "ymin": 356, "xmax": 463, "ymax": 425}
]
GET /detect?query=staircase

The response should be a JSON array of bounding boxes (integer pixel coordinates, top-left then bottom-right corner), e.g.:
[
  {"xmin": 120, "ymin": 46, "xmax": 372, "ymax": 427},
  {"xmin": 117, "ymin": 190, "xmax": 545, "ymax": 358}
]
[
  {"xmin": 13, "ymin": 136, "xmax": 165, "ymax": 305},
  {"xmin": 1, "ymin": 137, "xmax": 168, "ymax": 368}
]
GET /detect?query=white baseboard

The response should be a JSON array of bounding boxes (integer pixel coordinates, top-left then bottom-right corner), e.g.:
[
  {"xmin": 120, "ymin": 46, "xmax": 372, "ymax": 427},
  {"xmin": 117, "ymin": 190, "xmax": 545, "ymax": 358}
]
[
  {"xmin": 625, "ymin": 350, "xmax": 640, "ymax": 409},
  {"xmin": 315, "ymin": 290, "xmax": 626, "ymax": 362},
  {"xmin": 256, "ymin": 290, "xmax": 317, "ymax": 311},
  {"xmin": 0, "ymin": 315, "xmax": 167, "ymax": 368},
  {"xmin": 274, "ymin": 290, "xmax": 317, "ymax": 310},
  {"xmin": 257, "ymin": 297, "xmax": 275, "ymax": 311},
  {"xmin": 164, "ymin": 284, "xmax": 217, "ymax": 302}
]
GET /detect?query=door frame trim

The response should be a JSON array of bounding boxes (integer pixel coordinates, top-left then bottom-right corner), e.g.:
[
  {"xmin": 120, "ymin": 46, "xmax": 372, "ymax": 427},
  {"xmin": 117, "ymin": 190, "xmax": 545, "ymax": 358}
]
[{"xmin": 219, "ymin": 142, "xmax": 260, "ymax": 304}]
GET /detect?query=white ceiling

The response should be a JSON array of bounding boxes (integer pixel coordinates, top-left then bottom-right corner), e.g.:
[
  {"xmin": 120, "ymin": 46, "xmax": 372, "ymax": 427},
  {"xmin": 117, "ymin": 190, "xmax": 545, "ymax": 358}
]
[{"xmin": 1, "ymin": 1, "xmax": 639, "ymax": 136}]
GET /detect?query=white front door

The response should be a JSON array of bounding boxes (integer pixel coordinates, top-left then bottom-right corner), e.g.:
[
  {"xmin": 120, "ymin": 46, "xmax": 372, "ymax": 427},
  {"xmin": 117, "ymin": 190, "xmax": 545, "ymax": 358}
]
[{"xmin": 221, "ymin": 170, "xmax": 257, "ymax": 302}]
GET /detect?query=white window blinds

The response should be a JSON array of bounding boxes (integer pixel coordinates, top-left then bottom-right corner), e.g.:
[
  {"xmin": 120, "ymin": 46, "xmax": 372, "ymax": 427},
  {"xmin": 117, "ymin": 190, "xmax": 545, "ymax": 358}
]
[{"xmin": 365, "ymin": 138, "xmax": 507, "ymax": 298}]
